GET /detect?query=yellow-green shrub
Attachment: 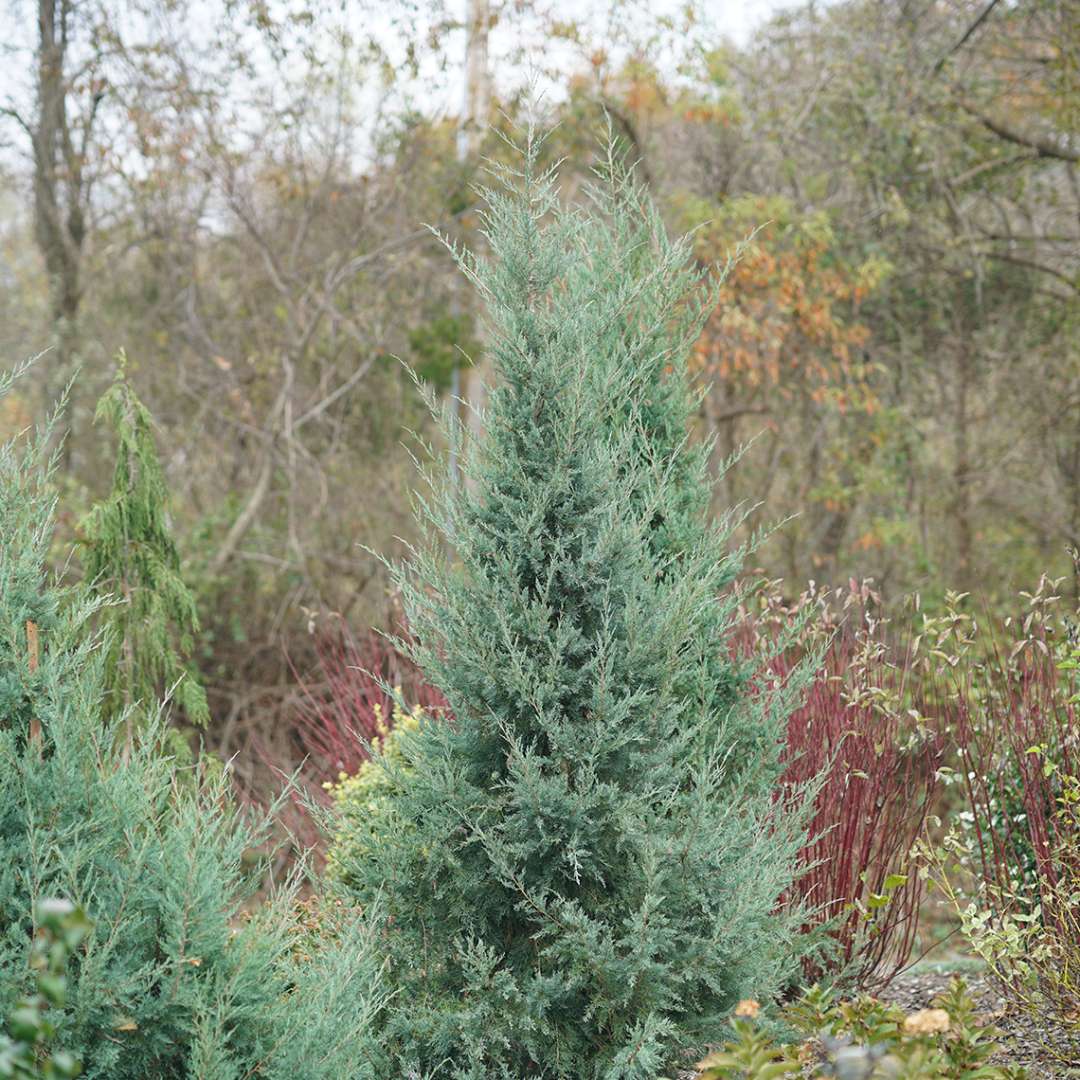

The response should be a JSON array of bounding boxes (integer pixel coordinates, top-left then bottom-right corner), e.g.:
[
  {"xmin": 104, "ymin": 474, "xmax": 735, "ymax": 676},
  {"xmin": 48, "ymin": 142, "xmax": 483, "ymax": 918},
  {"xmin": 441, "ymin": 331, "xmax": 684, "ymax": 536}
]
[{"xmin": 323, "ymin": 694, "xmax": 423, "ymax": 883}]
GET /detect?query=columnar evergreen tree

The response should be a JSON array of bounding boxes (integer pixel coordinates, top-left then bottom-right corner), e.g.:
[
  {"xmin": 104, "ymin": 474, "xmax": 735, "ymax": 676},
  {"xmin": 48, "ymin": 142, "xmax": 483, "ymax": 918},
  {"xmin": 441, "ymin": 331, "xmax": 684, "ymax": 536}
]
[
  {"xmin": 80, "ymin": 355, "xmax": 209, "ymax": 738},
  {"xmin": 575, "ymin": 151, "xmax": 769, "ymax": 774},
  {"xmin": 336, "ymin": 135, "xmax": 813, "ymax": 1078},
  {"xmin": 0, "ymin": 360, "xmax": 384, "ymax": 1079}
]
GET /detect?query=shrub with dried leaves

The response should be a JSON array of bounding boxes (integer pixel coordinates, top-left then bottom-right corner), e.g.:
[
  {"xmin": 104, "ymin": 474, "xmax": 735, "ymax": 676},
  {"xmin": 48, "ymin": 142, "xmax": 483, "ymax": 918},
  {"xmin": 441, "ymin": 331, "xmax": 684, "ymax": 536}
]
[{"xmin": 691, "ymin": 978, "xmax": 1023, "ymax": 1079}]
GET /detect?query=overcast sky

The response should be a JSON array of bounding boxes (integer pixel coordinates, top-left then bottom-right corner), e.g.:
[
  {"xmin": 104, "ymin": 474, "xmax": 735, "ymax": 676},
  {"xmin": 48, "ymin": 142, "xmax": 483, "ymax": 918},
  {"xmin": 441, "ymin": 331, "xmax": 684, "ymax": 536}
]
[
  {"xmin": 0, "ymin": 0, "xmax": 800, "ymax": 172},
  {"xmin": 371, "ymin": 0, "xmax": 801, "ymax": 134}
]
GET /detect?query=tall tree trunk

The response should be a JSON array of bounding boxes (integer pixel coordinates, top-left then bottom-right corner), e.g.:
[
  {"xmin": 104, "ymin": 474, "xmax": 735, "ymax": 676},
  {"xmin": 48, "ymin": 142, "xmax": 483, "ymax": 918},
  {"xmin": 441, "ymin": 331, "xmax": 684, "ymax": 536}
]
[
  {"xmin": 32, "ymin": 0, "xmax": 93, "ymax": 451},
  {"xmin": 456, "ymin": 0, "xmax": 492, "ymax": 481},
  {"xmin": 458, "ymin": 0, "xmax": 491, "ymax": 164},
  {"xmin": 952, "ymin": 337, "xmax": 974, "ymax": 589}
]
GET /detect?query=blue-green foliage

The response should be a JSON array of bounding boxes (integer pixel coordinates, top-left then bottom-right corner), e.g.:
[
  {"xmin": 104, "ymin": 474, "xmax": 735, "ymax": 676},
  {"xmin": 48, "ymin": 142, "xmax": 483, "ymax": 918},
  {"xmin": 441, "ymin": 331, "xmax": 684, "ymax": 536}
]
[
  {"xmin": 335, "ymin": 135, "xmax": 815, "ymax": 1079},
  {"xmin": 0, "ymin": 361, "xmax": 385, "ymax": 1079},
  {"xmin": 578, "ymin": 148, "xmax": 770, "ymax": 775}
]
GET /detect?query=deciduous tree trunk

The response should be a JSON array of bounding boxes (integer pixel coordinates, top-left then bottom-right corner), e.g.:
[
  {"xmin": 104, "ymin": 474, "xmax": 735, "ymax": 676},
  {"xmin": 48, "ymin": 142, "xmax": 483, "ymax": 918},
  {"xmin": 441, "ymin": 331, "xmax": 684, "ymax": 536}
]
[
  {"xmin": 456, "ymin": 0, "xmax": 492, "ymax": 482},
  {"xmin": 32, "ymin": 0, "xmax": 96, "ymax": 448},
  {"xmin": 952, "ymin": 336, "xmax": 974, "ymax": 590}
]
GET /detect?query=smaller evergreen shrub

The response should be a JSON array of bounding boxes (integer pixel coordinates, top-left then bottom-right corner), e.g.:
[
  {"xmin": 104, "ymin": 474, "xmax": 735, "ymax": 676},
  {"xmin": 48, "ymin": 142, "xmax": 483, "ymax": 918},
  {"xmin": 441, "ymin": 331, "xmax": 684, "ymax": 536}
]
[
  {"xmin": 0, "ymin": 358, "xmax": 386, "ymax": 1080},
  {"xmin": 322, "ymin": 693, "xmax": 425, "ymax": 883},
  {"xmin": 79, "ymin": 355, "xmax": 209, "ymax": 743}
]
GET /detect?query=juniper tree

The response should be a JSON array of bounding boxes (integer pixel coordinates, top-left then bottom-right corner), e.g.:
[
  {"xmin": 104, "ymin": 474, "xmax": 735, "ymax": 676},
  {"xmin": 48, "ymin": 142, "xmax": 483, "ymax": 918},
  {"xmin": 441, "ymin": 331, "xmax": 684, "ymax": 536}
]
[
  {"xmin": 571, "ymin": 151, "xmax": 774, "ymax": 774},
  {"xmin": 336, "ymin": 135, "xmax": 813, "ymax": 1078},
  {"xmin": 80, "ymin": 355, "xmax": 209, "ymax": 741},
  {"xmin": 0, "ymin": 360, "xmax": 385, "ymax": 1079}
]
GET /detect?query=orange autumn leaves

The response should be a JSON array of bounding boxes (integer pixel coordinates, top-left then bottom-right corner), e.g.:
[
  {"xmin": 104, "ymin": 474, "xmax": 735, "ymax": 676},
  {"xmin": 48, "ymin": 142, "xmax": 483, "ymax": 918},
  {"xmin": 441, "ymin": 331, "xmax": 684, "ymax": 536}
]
[{"xmin": 683, "ymin": 194, "xmax": 888, "ymax": 416}]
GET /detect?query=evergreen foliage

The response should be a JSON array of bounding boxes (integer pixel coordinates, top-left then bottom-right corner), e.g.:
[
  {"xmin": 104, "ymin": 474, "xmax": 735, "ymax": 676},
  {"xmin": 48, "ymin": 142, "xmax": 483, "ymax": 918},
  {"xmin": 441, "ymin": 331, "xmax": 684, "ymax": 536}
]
[
  {"xmin": 0, "ymin": 360, "xmax": 384, "ymax": 1079},
  {"xmin": 80, "ymin": 355, "xmax": 209, "ymax": 737},
  {"xmin": 335, "ymin": 135, "xmax": 814, "ymax": 1078},
  {"xmin": 578, "ymin": 149, "xmax": 772, "ymax": 777},
  {"xmin": 323, "ymin": 695, "xmax": 425, "ymax": 883}
]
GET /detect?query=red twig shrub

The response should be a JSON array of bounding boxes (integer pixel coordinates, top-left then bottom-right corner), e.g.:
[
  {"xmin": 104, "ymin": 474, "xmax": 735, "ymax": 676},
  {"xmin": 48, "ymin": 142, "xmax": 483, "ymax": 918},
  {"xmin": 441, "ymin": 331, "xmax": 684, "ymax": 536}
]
[
  {"xmin": 948, "ymin": 625, "xmax": 1078, "ymax": 907},
  {"xmin": 918, "ymin": 579, "xmax": 1080, "ymax": 1048},
  {"xmin": 191, "ymin": 591, "xmax": 445, "ymax": 879},
  {"xmin": 289, "ymin": 615, "xmax": 446, "ymax": 784},
  {"xmin": 746, "ymin": 581, "xmax": 945, "ymax": 989},
  {"xmin": 927, "ymin": 581, "xmax": 1080, "ymax": 997},
  {"xmin": 233, "ymin": 617, "xmax": 445, "ymax": 877},
  {"xmin": 784, "ymin": 634, "xmax": 944, "ymax": 987}
]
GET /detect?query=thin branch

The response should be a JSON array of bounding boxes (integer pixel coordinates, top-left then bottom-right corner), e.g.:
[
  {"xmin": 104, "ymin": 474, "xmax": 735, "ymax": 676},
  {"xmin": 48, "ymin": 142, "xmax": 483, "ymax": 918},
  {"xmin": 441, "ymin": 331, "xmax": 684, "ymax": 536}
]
[
  {"xmin": 325, "ymin": 212, "xmax": 470, "ymax": 295},
  {"xmin": 959, "ymin": 100, "xmax": 1079, "ymax": 164},
  {"xmin": 979, "ymin": 249, "xmax": 1079, "ymax": 293},
  {"xmin": 209, "ymin": 386, "xmax": 287, "ymax": 576},
  {"xmin": 710, "ymin": 405, "xmax": 771, "ymax": 423},
  {"xmin": 294, "ymin": 355, "xmax": 376, "ymax": 431},
  {"xmin": 933, "ymin": 0, "xmax": 1004, "ymax": 75},
  {"xmin": 951, "ymin": 149, "xmax": 1038, "ymax": 187},
  {"xmin": 0, "ymin": 104, "xmax": 32, "ymax": 137}
]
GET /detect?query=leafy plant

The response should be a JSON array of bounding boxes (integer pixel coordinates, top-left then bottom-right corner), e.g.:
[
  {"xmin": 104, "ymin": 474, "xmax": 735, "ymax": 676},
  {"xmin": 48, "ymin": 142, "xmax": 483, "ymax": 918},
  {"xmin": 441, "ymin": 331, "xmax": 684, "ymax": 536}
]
[
  {"xmin": 695, "ymin": 979, "xmax": 1023, "ymax": 1080},
  {"xmin": 0, "ymin": 900, "xmax": 90, "ymax": 1080},
  {"xmin": 690, "ymin": 1001, "xmax": 802, "ymax": 1079}
]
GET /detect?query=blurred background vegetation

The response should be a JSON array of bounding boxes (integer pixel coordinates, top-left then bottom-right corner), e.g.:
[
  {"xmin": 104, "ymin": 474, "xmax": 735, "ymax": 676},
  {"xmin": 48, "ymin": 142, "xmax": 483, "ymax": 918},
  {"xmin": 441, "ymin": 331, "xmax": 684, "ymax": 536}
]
[{"xmin": 0, "ymin": 0, "xmax": 1076, "ymax": 798}]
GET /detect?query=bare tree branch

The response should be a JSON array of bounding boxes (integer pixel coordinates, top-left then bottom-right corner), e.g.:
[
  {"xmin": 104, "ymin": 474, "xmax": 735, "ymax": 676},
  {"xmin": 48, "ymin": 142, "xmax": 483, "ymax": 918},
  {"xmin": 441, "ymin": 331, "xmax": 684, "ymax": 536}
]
[
  {"xmin": 959, "ymin": 100, "xmax": 1079, "ymax": 164},
  {"xmin": 933, "ymin": 0, "xmax": 1004, "ymax": 74},
  {"xmin": 209, "ymin": 385, "xmax": 288, "ymax": 576}
]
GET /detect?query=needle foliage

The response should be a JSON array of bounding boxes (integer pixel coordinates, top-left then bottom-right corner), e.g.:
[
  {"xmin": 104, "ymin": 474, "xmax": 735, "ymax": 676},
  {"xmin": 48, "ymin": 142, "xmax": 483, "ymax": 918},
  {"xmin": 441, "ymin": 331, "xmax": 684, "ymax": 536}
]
[
  {"xmin": 0, "ymin": 361, "xmax": 385, "ymax": 1080},
  {"xmin": 80, "ymin": 355, "xmax": 209, "ymax": 741},
  {"xmin": 334, "ymin": 136, "xmax": 815, "ymax": 1079}
]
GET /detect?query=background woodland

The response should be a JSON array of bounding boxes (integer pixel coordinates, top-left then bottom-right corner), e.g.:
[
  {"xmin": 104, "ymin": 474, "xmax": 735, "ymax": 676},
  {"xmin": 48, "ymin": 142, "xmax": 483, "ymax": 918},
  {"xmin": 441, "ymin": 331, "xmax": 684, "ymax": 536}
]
[{"xmin": 1, "ymin": 0, "xmax": 1077, "ymax": 811}]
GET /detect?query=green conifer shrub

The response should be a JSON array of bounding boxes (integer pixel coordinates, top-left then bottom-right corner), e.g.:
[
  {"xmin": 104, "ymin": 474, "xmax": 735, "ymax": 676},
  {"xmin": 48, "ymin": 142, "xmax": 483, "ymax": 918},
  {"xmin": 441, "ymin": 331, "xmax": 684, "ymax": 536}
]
[
  {"xmin": 334, "ymin": 135, "xmax": 814, "ymax": 1079},
  {"xmin": 322, "ymin": 695, "xmax": 425, "ymax": 884},
  {"xmin": 0, "ymin": 360, "xmax": 385, "ymax": 1079},
  {"xmin": 80, "ymin": 355, "xmax": 209, "ymax": 742},
  {"xmin": 576, "ymin": 150, "xmax": 767, "ymax": 774}
]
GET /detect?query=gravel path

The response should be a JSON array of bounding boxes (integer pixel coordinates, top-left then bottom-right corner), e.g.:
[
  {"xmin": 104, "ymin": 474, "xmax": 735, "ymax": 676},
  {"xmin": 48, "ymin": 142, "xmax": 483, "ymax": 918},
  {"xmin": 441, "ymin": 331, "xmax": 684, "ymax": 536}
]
[
  {"xmin": 880, "ymin": 969, "xmax": 1080, "ymax": 1077},
  {"xmin": 679, "ymin": 970, "xmax": 1080, "ymax": 1078}
]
